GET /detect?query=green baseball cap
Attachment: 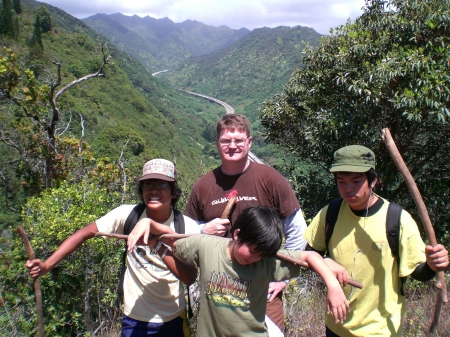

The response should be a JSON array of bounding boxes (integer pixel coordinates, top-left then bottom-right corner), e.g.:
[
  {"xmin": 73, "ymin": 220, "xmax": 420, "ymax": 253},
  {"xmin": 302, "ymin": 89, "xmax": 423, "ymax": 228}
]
[{"xmin": 330, "ymin": 145, "xmax": 376, "ymax": 173}]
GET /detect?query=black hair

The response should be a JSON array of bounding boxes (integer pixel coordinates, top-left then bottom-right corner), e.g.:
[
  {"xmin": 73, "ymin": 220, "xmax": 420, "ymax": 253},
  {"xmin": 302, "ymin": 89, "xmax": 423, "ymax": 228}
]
[
  {"xmin": 136, "ymin": 180, "xmax": 182, "ymax": 208},
  {"xmin": 229, "ymin": 206, "xmax": 283, "ymax": 257},
  {"xmin": 334, "ymin": 168, "xmax": 379, "ymax": 188}
]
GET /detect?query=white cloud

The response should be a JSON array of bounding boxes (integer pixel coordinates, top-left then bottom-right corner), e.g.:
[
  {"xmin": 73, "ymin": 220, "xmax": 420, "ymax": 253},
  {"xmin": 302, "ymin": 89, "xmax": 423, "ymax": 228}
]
[{"xmin": 37, "ymin": 0, "xmax": 366, "ymax": 34}]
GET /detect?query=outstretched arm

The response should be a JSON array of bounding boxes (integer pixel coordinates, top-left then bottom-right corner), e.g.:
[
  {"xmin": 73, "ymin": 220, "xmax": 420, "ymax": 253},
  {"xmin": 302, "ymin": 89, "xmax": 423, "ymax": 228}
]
[
  {"xmin": 151, "ymin": 242, "xmax": 198, "ymax": 285},
  {"xmin": 26, "ymin": 222, "xmax": 98, "ymax": 278},
  {"xmin": 300, "ymin": 251, "xmax": 350, "ymax": 323},
  {"xmin": 305, "ymin": 244, "xmax": 349, "ymax": 286},
  {"xmin": 127, "ymin": 218, "xmax": 197, "ymax": 285},
  {"xmin": 127, "ymin": 218, "xmax": 176, "ymax": 250}
]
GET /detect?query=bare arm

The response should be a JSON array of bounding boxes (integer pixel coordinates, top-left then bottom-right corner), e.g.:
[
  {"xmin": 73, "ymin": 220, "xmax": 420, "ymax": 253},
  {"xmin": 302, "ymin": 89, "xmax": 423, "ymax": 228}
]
[
  {"xmin": 26, "ymin": 222, "xmax": 98, "ymax": 278},
  {"xmin": 127, "ymin": 218, "xmax": 197, "ymax": 284},
  {"xmin": 301, "ymin": 251, "xmax": 350, "ymax": 323},
  {"xmin": 153, "ymin": 242, "xmax": 198, "ymax": 285},
  {"xmin": 268, "ymin": 210, "xmax": 308, "ymax": 301},
  {"xmin": 305, "ymin": 244, "xmax": 349, "ymax": 286},
  {"xmin": 127, "ymin": 218, "xmax": 175, "ymax": 250}
]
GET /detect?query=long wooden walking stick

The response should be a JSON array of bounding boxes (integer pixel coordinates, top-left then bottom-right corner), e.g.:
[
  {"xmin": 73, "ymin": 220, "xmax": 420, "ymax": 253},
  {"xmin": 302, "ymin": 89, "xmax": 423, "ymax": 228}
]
[
  {"xmin": 275, "ymin": 252, "xmax": 363, "ymax": 289},
  {"xmin": 16, "ymin": 226, "xmax": 45, "ymax": 337},
  {"xmin": 381, "ymin": 128, "xmax": 448, "ymax": 336},
  {"xmin": 222, "ymin": 190, "xmax": 238, "ymax": 238},
  {"xmin": 96, "ymin": 232, "xmax": 364, "ymax": 289}
]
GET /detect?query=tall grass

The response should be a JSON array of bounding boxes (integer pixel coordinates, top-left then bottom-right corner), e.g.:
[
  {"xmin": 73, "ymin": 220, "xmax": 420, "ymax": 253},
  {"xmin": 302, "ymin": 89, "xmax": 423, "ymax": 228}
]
[{"xmin": 283, "ymin": 270, "xmax": 450, "ymax": 337}]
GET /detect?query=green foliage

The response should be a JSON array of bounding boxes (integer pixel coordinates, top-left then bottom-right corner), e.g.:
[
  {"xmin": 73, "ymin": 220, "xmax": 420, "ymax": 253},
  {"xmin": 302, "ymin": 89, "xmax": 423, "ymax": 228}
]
[
  {"xmin": 0, "ymin": 159, "xmax": 131, "ymax": 336},
  {"xmin": 162, "ymin": 25, "xmax": 322, "ymax": 164},
  {"xmin": 260, "ymin": 0, "xmax": 450, "ymax": 246},
  {"xmin": 91, "ymin": 125, "xmax": 145, "ymax": 159},
  {"xmin": 36, "ymin": 5, "xmax": 51, "ymax": 33},
  {"xmin": 12, "ymin": 0, "xmax": 20, "ymax": 14},
  {"xmin": 1, "ymin": 0, "xmax": 15, "ymax": 38},
  {"xmin": 30, "ymin": 13, "xmax": 43, "ymax": 49},
  {"xmin": 82, "ymin": 13, "xmax": 250, "ymax": 71}
]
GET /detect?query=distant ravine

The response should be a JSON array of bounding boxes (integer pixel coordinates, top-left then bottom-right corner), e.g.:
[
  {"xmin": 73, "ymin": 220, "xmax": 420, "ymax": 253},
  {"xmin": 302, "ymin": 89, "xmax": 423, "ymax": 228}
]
[{"xmin": 153, "ymin": 71, "xmax": 264, "ymax": 164}]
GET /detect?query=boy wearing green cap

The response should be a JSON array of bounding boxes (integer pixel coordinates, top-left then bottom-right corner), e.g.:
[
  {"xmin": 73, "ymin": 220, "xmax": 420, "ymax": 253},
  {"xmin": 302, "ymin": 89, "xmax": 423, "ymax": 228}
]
[{"xmin": 304, "ymin": 145, "xmax": 448, "ymax": 337}]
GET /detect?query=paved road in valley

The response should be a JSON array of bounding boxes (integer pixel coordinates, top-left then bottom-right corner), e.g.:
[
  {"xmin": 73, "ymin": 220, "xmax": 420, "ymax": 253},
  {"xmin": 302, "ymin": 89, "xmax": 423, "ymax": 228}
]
[
  {"xmin": 151, "ymin": 69, "xmax": 170, "ymax": 76},
  {"xmin": 152, "ymin": 72, "xmax": 263, "ymax": 164},
  {"xmin": 180, "ymin": 90, "xmax": 234, "ymax": 115}
]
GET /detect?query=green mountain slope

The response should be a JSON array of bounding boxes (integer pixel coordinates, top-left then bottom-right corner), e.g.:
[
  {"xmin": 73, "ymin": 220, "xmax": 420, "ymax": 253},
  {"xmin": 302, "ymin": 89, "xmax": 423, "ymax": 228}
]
[
  {"xmin": 82, "ymin": 13, "xmax": 250, "ymax": 71},
  {"xmin": 162, "ymin": 25, "xmax": 322, "ymax": 162},
  {"xmin": 1, "ymin": 0, "xmax": 225, "ymax": 221}
]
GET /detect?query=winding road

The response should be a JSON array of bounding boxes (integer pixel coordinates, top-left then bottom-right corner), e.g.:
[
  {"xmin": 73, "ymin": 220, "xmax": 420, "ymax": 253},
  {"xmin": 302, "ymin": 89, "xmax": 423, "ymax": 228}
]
[
  {"xmin": 152, "ymin": 71, "xmax": 264, "ymax": 164},
  {"xmin": 180, "ymin": 90, "xmax": 234, "ymax": 115}
]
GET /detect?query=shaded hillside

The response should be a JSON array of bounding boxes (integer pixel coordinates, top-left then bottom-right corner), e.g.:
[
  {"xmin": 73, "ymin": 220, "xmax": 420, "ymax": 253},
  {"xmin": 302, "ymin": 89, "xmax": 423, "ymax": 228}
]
[
  {"xmin": 1, "ymin": 0, "xmax": 225, "ymax": 226},
  {"xmin": 162, "ymin": 25, "xmax": 322, "ymax": 162},
  {"xmin": 82, "ymin": 13, "xmax": 250, "ymax": 71}
]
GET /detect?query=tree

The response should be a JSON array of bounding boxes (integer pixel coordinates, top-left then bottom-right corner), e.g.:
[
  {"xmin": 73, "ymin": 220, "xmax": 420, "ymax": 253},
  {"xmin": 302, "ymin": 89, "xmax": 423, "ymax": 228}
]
[
  {"xmin": 0, "ymin": 0, "xmax": 14, "ymax": 37},
  {"xmin": 36, "ymin": 5, "xmax": 52, "ymax": 33},
  {"xmin": 12, "ymin": 0, "xmax": 21, "ymax": 14},
  {"xmin": 0, "ymin": 157, "xmax": 133, "ymax": 335},
  {"xmin": 260, "ymin": 0, "xmax": 450, "ymax": 245},
  {"xmin": 30, "ymin": 14, "xmax": 43, "ymax": 49},
  {"xmin": 0, "ymin": 45, "xmax": 112, "ymax": 193}
]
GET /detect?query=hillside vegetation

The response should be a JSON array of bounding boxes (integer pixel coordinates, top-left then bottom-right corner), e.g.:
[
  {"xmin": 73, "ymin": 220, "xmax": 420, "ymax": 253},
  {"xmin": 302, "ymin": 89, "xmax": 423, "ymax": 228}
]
[
  {"xmin": 162, "ymin": 25, "xmax": 322, "ymax": 163},
  {"xmin": 1, "ymin": 1, "xmax": 226, "ymax": 335},
  {"xmin": 1, "ymin": 0, "xmax": 225, "ymax": 228},
  {"xmin": 83, "ymin": 13, "xmax": 250, "ymax": 71},
  {"xmin": 82, "ymin": 14, "xmax": 323, "ymax": 164}
]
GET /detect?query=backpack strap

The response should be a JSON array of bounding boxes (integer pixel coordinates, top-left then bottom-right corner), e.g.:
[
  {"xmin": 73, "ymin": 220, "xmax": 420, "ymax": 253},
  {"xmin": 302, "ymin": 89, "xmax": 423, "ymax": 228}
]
[
  {"xmin": 386, "ymin": 202, "xmax": 406, "ymax": 295},
  {"xmin": 325, "ymin": 198, "xmax": 343, "ymax": 256},
  {"xmin": 117, "ymin": 205, "xmax": 193, "ymax": 317},
  {"xmin": 173, "ymin": 209, "xmax": 185, "ymax": 235},
  {"xmin": 124, "ymin": 203, "xmax": 147, "ymax": 235}
]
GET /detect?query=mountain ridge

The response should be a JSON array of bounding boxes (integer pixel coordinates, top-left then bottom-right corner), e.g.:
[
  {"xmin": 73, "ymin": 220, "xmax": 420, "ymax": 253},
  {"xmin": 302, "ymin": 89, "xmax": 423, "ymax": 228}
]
[{"xmin": 82, "ymin": 12, "xmax": 250, "ymax": 71}]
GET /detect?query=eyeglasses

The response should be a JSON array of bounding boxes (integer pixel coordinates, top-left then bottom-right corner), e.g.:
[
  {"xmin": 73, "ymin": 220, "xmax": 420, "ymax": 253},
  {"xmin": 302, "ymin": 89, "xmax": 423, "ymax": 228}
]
[
  {"xmin": 141, "ymin": 182, "xmax": 171, "ymax": 191},
  {"xmin": 218, "ymin": 137, "xmax": 249, "ymax": 147}
]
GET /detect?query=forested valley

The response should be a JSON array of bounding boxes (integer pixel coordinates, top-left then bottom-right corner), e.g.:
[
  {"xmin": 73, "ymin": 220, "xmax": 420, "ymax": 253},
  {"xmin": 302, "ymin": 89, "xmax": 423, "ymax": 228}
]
[{"xmin": 1, "ymin": 0, "xmax": 449, "ymax": 336}]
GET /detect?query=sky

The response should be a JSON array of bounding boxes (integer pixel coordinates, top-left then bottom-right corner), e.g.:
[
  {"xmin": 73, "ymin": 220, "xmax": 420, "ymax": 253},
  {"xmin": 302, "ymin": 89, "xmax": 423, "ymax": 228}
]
[{"xmin": 36, "ymin": 0, "xmax": 366, "ymax": 35}]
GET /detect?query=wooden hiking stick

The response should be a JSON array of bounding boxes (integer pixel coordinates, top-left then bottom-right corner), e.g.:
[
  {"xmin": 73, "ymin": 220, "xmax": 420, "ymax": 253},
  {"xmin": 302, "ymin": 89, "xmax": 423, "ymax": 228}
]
[
  {"xmin": 16, "ymin": 226, "xmax": 45, "ymax": 337},
  {"xmin": 97, "ymin": 232, "xmax": 363, "ymax": 289},
  {"xmin": 221, "ymin": 190, "xmax": 238, "ymax": 219},
  {"xmin": 382, "ymin": 128, "xmax": 448, "ymax": 336},
  {"xmin": 221, "ymin": 190, "xmax": 238, "ymax": 237},
  {"xmin": 275, "ymin": 252, "xmax": 363, "ymax": 289},
  {"xmin": 217, "ymin": 188, "xmax": 363, "ymax": 288},
  {"xmin": 94, "ymin": 232, "xmax": 197, "ymax": 240}
]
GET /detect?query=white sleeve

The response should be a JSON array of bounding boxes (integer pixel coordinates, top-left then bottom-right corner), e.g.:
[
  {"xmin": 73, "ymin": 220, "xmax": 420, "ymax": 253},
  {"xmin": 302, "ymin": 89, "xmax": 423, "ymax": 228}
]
[
  {"xmin": 183, "ymin": 215, "xmax": 204, "ymax": 234},
  {"xmin": 283, "ymin": 209, "xmax": 307, "ymax": 251},
  {"xmin": 95, "ymin": 204, "xmax": 136, "ymax": 234}
]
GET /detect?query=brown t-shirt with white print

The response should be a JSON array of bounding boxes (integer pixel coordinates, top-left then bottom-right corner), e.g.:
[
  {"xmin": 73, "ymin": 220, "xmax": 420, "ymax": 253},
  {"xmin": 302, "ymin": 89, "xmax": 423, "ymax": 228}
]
[{"xmin": 185, "ymin": 161, "xmax": 300, "ymax": 225}]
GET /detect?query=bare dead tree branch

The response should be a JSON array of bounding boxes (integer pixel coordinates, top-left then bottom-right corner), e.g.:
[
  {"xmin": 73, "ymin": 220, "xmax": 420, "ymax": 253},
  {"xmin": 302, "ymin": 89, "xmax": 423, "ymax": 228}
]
[
  {"xmin": 57, "ymin": 109, "xmax": 73, "ymax": 137},
  {"xmin": 78, "ymin": 113, "xmax": 86, "ymax": 154},
  {"xmin": 53, "ymin": 43, "xmax": 112, "ymax": 105},
  {"xmin": 1, "ymin": 43, "xmax": 112, "ymax": 190}
]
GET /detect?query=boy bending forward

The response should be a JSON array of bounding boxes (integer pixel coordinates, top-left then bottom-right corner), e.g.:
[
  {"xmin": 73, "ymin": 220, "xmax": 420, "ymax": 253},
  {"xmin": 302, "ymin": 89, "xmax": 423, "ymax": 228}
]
[{"xmin": 128, "ymin": 206, "xmax": 349, "ymax": 337}]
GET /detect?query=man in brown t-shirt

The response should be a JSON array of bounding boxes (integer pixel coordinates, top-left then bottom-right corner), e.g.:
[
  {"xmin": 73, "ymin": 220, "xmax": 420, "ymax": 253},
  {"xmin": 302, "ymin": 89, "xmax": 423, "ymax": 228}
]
[{"xmin": 185, "ymin": 114, "xmax": 307, "ymax": 336}]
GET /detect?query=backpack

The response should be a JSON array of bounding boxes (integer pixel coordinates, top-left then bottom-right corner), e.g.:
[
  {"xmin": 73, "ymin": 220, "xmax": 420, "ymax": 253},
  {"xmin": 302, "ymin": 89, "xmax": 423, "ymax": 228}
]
[
  {"xmin": 324, "ymin": 198, "xmax": 406, "ymax": 295},
  {"xmin": 117, "ymin": 203, "xmax": 193, "ymax": 316}
]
